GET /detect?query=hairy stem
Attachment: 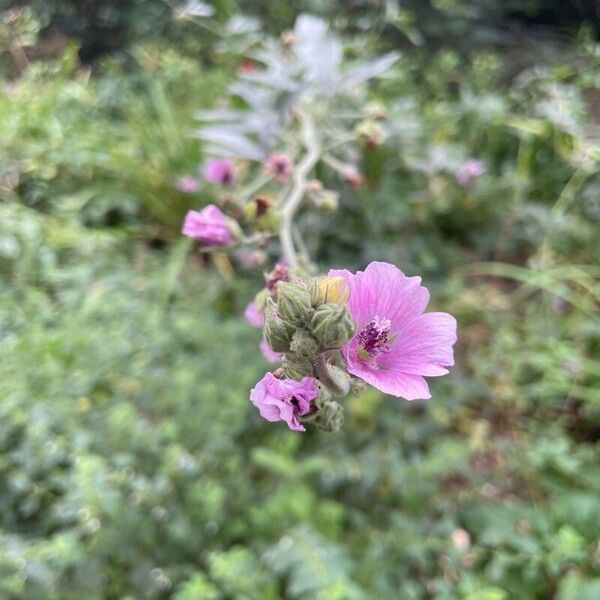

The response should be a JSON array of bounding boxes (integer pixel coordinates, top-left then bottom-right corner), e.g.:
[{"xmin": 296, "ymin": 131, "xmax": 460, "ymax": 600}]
[{"xmin": 279, "ymin": 109, "xmax": 320, "ymax": 269}]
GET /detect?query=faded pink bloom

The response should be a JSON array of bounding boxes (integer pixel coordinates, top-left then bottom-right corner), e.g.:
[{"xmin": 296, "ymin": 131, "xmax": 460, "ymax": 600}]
[
  {"xmin": 250, "ymin": 372, "xmax": 317, "ymax": 431},
  {"xmin": 236, "ymin": 249, "xmax": 267, "ymax": 268},
  {"xmin": 451, "ymin": 528, "xmax": 471, "ymax": 551},
  {"xmin": 329, "ymin": 262, "xmax": 457, "ymax": 400},
  {"xmin": 202, "ymin": 158, "xmax": 236, "ymax": 185},
  {"xmin": 265, "ymin": 152, "xmax": 294, "ymax": 182},
  {"xmin": 260, "ymin": 339, "xmax": 281, "ymax": 364},
  {"xmin": 181, "ymin": 204, "xmax": 234, "ymax": 245},
  {"xmin": 264, "ymin": 262, "xmax": 290, "ymax": 295},
  {"xmin": 245, "ymin": 301, "xmax": 264, "ymax": 327},
  {"xmin": 456, "ymin": 159, "xmax": 485, "ymax": 186},
  {"xmin": 175, "ymin": 175, "xmax": 200, "ymax": 193},
  {"xmin": 341, "ymin": 165, "xmax": 364, "ymax": 188}
]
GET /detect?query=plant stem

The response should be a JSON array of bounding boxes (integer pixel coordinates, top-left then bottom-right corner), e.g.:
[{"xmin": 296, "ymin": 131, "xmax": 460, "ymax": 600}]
[{"xmin": 279, "ymin": 109, "xmax": 320, "ymax": 269}]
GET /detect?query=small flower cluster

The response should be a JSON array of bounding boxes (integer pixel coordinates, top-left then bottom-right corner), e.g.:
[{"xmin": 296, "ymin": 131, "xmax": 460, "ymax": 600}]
[
  {"xmin": 179, "ymin": 16, "xmax": 459, "ymax": 434},
  {"xmin": 248, "ymin": 262, "xmax": 457, "ymax": 432}
]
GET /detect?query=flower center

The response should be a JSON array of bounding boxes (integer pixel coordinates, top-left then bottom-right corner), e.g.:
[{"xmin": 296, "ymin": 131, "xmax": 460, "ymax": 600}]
[
  {"xmin": 357, "ymin": 315, "xmax": 391, "ymax": 360},
  {"xmin": 285, "ymin": 395, "xmax": 300, "ymax": 410}
]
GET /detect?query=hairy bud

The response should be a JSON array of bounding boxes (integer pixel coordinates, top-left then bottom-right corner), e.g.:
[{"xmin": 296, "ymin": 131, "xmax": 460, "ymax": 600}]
[
  {"xmin": 310, "ymin": 303, "xmax": 355, "ymax": 349},
  {"xmin": 312, "ymin": 399, "xmax": 344, "ymax": 432},
  {"xmin": 276, "ymin": 282, "xmax": 313, "ymax": 326},
  {"xmin": 290, "ymin": 330, "xmax": 319, "ymax": 359},
  {"xmin": 263, "ymin": 300, "xmax": 293, "ymax": 352},
  {"xmin": 282, "ymin": 354, "xmax": 313, "ymax": 380}
]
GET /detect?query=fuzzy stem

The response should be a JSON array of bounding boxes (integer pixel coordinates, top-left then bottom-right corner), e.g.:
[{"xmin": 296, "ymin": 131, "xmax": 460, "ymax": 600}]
[
  {"xmin": 279, "ymin": 109, "xmax": 320, "ymax": 269},
  {"xmin": 313, "ymin": 353, "xmax": 349, "ymax": 397}
]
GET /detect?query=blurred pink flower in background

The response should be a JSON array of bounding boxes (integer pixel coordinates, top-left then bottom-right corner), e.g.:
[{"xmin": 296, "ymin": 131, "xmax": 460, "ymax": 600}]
[
  {"xmin": 330, "ymin": 261, "xmax": 456, "ymax": 400},
  {"xmin": 244, "ymin": 301, "xmax": 264, "ymax": 327},
  {"xmin": 265, "ymin": 152, "xmax": 294, "ymax": 181},
  {"xmin": 181, "ymin": 204, "xmax": 235, "ymax": 245},
  {"xmin": 175, "ymin": 175, "xmax": 200, "ymax": 193},
  {"xmin": 259, "ymin": 339, "xmax": 281, "ymax": 363},
  {"xmin": 235, "ymin": 248, "xmax": 267, "ymax": 268},
  {"xmin": 202, "ymin": 158, "xmax": 236, "ymax": 185},
  {"xmin": 250, "ymin": 372, "xmax": 317, "ymax": 431},
  {"xmin": 456, "ymin": 159, "xmax": 485, "ymax": 186},
  {"xmin": 451, "ymin": 528, "xmax": 471, "ymax": 551}
]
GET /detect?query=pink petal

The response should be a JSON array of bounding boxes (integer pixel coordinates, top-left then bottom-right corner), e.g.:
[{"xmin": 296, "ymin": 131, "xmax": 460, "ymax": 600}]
[
  {"xmin": 346, "ymin": 362, "xmax": 431, "ymax": 400},
  {"xmin": 260, "ymin": 339, "xmax": 281, "ymax": 364},
  {"xmin": 380, "ymin": 312, "xmax": 457, "ymax": 376},
  {"xmin": 245, "ymin": 301, "xmax": 264, "ymax": 327},
  {"xmin": 330, "ymin": 262, "xmax": 429, "ymax": 330}
]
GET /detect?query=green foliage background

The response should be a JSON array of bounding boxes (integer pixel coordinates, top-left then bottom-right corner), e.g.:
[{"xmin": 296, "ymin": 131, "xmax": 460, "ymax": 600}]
[{"xmin": 1, "ymin": 1, "xmax": 599, "ymax": 598}]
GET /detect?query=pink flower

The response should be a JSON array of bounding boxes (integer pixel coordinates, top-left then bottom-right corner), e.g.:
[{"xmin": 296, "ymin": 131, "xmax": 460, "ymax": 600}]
[
  {"xmin": 236, "ymin": 249, "xmax": 267, "ymax": 269},
  {"xmin": 456, "ymin": 159, "xmax": 485, "ymax": 186},
  {"xmin": 181, "ymin": 204, "xmax": 235, "ymax": 245},
  {"xmin": 175, "ymin": 175, "xmax": 200, "ymax": 193},
  {"xmin": 329, "ymin": 262, "xmax": 457, "ymax": 400},
  {"xmin": 259, "ymin": 339, "xmax": 281, "ymax": 364},
  {"xmin": 250, "ymin": 372, "xmax": 317, "ymax": 431},
  {"xmin": 244, "ymin": 301, "xmax": 264, "ymax": 327},
  {"xmin": 202, "ymin": 159, "xmax": 236, "ymax": 185},
  {"xmin": 265, "ymin": 153, "xmax": 294, "ymax": 182}
]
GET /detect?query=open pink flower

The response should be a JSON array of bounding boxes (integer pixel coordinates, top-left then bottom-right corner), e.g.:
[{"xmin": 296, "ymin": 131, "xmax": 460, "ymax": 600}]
[
  {"xmin": 250, "ymin": 372, "xmax": 317, "ymax": 431},
  {"xmin": 456, "ymin": 159, "xmax": 485, "ymax": 186},
  {"xmin": 329, "ymin": 262, "xmax": 456, "ymax": 400},
  {"xmin": 202, "ymin": 158, "xmax": 236, "ymax": 185},
  {"xmin": 244, "ymin": 301, "xmax": 264, "ymax": 327},
  {"xmin": 182, "ymin": 204, "xmax": 234, "ymax": 245}
]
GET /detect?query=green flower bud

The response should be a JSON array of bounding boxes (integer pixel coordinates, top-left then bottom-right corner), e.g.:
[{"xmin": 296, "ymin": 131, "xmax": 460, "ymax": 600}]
[
  {"xmin": 310, "ymin": 303, "xmax": 355, "ymax": 349},
  {"xmin": 276, "ymin": 282, "xmax": 313, "ymax": 326},
  {"xmin": 282, "ymin": 354, "xmax": 313, "ymax": 380},
  {"xmin": 290, "ymin": 330, "xmax": 319, "ymax": 359},
  {"xmin": 263, "ymin": 300, "xmax": 293, "ymax": 352},
  {"xmin": 313, "ymin": 399, "xmax": 344, "ymax": 432},
  {"xmin": 315, "ymin": 361, "xmax": 351, "ymax": 397}
]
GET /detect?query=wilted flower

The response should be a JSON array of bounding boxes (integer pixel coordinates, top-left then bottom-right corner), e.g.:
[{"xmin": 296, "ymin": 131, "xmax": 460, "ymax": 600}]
[
  {"xmin": 264, "ymin": 262, "xmax": 290, "ymax": 295},
  {"xmin": 182, "ymin": 204, "xmax": 235, "ymax": 245},
  {"xmin": 175, "ymin": 175, "xmax": 200, "ymax": 193},
  {"xmin": 265, "ymin": 153, "xmax": 294, "ymax": 182},
  {"xmin": 456, "ymin": 159, "xmax": 485, "ymax": 186},
  {"xmin": 329, "ymin": 262, "xmax": 457, "ymax": 399},
  {"xmin": 260, "ymin": 339, "xmax": 281, "ymax": 363},
  {"xmin": 250, "ymin": 372, "xmax": 317, "ymax": 431},
  {"xmin": 202, "ymin": 158, "xmax": 236, "ymax": 185},
  {"xmin": 245, "ymin": 301, "xmax": 264, "ymax": 327}
]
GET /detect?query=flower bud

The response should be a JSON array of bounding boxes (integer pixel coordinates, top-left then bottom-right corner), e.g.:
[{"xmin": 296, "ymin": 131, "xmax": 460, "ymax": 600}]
[
  {"xmin": 365, "ymin": 101, "xmax": 387, "ymax": 121},
  {"xmin": 276, "ymin": 282, "xmax": 313, "ymax": 326},
  {"xmin": 310, "ymin": 303, "xmax": 355, "ymax": 349},
  {"xmin": 315, "ymin": 362, "xmax": 351, "ymax": 397},
  {"xmin": 310, "ymin": 189, "xmax": 339, "ymax": 212},
  {"xmin": 355, "ymin": 120, "xmax": 385, "ymax": 147},
  {"xmin": 290, "ymin": 330, "xmax": 319, "ymax": 359},
  {"xmin": 313, "ymin": 399, "xmax": 344, "ymax": 432},
  {"xmin": 309, "ymin": 276, "xmax": 350, "ymax": 307},
  {"xmin": 282, "ymin": 354, "xmax": 313, "ymax": 380},
  {"xmin": 264, "ymin": 300, "xmax": 293, "ymax": 352}
]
